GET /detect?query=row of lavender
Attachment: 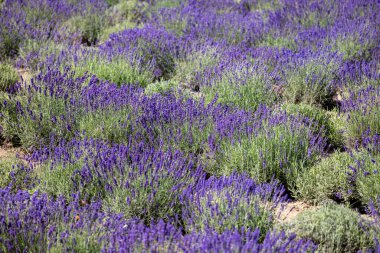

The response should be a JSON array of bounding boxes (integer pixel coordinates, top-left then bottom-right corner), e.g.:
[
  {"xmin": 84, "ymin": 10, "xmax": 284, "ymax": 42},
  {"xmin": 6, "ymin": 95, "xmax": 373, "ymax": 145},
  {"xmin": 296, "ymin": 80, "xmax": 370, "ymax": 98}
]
[{"xmin": 1, "ymin": 0, "xmax": 380, "ymax": 252}]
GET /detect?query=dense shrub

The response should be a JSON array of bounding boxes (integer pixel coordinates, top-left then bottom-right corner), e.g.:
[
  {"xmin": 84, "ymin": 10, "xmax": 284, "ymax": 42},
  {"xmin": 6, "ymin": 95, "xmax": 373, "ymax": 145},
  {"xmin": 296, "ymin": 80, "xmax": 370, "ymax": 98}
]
[
  {"xmin": 0, "ymin": 156, "xmax": 24, "ymax": 188},
  {"xmin": 100, "ymin": 26, "xmax": 178, "ymax": 81},
  {"xmin": 32, "ymin": 139, "xmax": 199, "ymax": 224},
  {"xmin": 0, "ymin": 189, "xmax": 107, "ymax": 252},
  {"xmin": 282, "ymin": 55, "xmax": 340, "ymax": 108},
  {"xmin": 281, "ymin": 103, "xmax": 344, "ymax": 149},
  {"xmin": 0, "ymin": 28, "xmax": 21, "ymax": 59},
  {"xmin": 64, "ymin": 14, "xmax": 105, "ymax": 46},
  {"xmin": 349, "ymin": 152, "xmax": 380, "ymax": 209},
  {"xmin": 295, "ymin": 152, "xmax": 355, "ymax": 204},
  {"xmin": 182, "ymin": 173, "xmax": 287, "ymax": 238},
  {"xmin": 213, "ymin": 108, "xmax": 325, "ymax": 190},
  {"xmin": 144, "ymin": 80, "xmax": 177, "ymax": 95},
  {"xmin": 280, "ymin": 204, "xmax": 379, "ymax": 253},
  {"xmin": 173, "ymin": 46, "xmax": 221, "ymax": 90},
  {"xmin": 0, "ymin": 70, "xmax": 84, "ymax": 148},
  {"xmin": 78, "ymin": 107, "xmax": 133, "ymax": 143},
  {"xmin": 202, "ymin": 63, "xmax": 277, "ymax": 111},
  {"xmin": 69, "ymin": 54, "xmax": 154, "ymax": 87},
  {"xmin": 0, "ymin": 63, "xmax": 18, "ymax": 91},
  {"xmin": 330, "ymin": 35, "xmax": 375, "ymax": 61},
  {"xmin": 296, "ymin": 150, "xmax": 380, "ymax": 208},
  {"xmin": 342, "ymin": 86, "xmax": 380, "ymax": 149},
  {"xmin": 110, "ymin": 0, "xmax": 147, "ymax": 23}
]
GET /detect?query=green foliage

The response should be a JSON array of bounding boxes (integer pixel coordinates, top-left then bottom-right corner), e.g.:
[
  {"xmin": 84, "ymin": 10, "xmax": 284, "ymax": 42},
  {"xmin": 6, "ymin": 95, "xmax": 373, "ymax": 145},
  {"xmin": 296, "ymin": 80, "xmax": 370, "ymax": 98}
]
[
  {"xmin": 0, "ymin": 152, "xmax": 32, "ymax": 192},
  {"xmin": 112, "ymin": 0, "xmax": 148, "ymax": 23},
  {"xmin": 344, "ymin": 75, "xmax": 379, "ymax": 94},
  {"xmin": 210, "ymin": 23, "xmax": 245, "ymax": 45},
  {"xmin": 151, "ymin": 0, "xmax": 187, "ymax": 35},
  {"xmin": 342, "ymin": 86, "xmax": 380, "ymax": 150},
  {"xmin": 48, "ymin": 230, "xmax": 102, "ymax": 253},
  {"xmin": 145, "ymin": 80, "xmax": 177, "ymax": 95},
  {"xmin": 0, "ymin": 72, "xmax": 85, "ymax": 149},
  {"xmin": 18, "ymin": 39, "xmax": 65, "ymax": 71},
  {"xmin": 330, "ymin": 35, "xmax": 375, "ymax": 61},
  {"xmin": 106, "ymin": 0, "xmax": 120, "ymax": 6},
  {"xmin": 154, "ymin": 0, "xmax": 184, "ymax": 9},
  {"xmin": 0, "ymin": 63, "xmax": 19, "ymax": 91},
  {"xmin": 299, "ymin": 11, "xmax": 329, "ymax": 28},
  {"xmin": 345, "ymin": 107, "xmax": 380, "ymax": 149},
  {"xmin": 280, "ymin": 204, "xmax": 379, "ymax": 253},
  {"xmin": 99, "ymin": 0, "xmax": 145, "ymax": 42},
  {"xmin": 0, "ymin": 28, "xmax": 21, "ymax": 60},
  {"xmin": 203, "ymin": 70, "xmax": 276, "ymax": 111},
  {"xmin": 354, "ymin": 154, "xmax": 380, "ymax": 208},
  {"xmin": 283, "ymin": 58, "xmax": 338, "ymax": 108},
  {"xmin": 70, "ymin": 55, "xmax": 154, "ymax": 87},
  {"xmin": 0, "ymin": 92, "xmax": 19, "ymax": 141},
  {"xmin": 103, "ymin": 170, "xmax": 183, "ymax": 224},
  {"xmin": 34, "ymin": 157, "xmax": 109, "ymax": 201},
  {"xmin": 295, "ymin": 152, "xmax": 355, "ymax": 204},
  {"xmin": 236, "ymin": 0, "xmax": 280, "ymax": 12},
  {"xmin": 296, "ymin": 150, "xmax": 380, "ymax": 208},
  {"xmin": 0, "ymin": 156, "xmax": 23, "ymax": 188},
  {"xmin": 257, "ymin": 34, "xmax": 297, "ymax": 50},
  {"xmin": 99, "ymin": 20, "xmax": 137, "ymax": 41},
  {"xmin": 64, "ymin": 14, "xmax": 105, "ymax": 46},
  {"xmin": 78, "ymin": 107, "xmax": 133, "ymax": 143},
  {"xmin": 138, "ymin": 45, "xmax": 176, "ymax": 82},
  {"xmin": 34, "ymin": 162, "xmax": 84, "ymax": 199},
  {"xmin": 78, "ymin": 96, "xmax": 213, "ymax": 155},
  {"xmin": 80, "ymin": 14, "xmax": 104, "ymax": 46},
  {"xmin": 214, "ymin": 122, "xmax": 321, "ymax": 189},
  {"xmin": 2, "ymin": 95, "xmax": 77, "ymax": 149},
  {"xmin": 23, "ymin": 2, "xmax": 55, "ymax": 26},
  {"xmin": 174, "ymin": 47, "xmax": 220, "ymax": 87},
  {"xmin": 161, "ymin": 15, "xmax": 186, "ymax": 36},
  {"xmin": 2, "ymin": 194, "xmax": 105, "ymax": 252},
  {"xmin": 36, "ymin": 159, "xmax": 187, "ymax": 225},
  {"xmin": 186, "ymin": 188, "xmax": 273, "ymax": 237},
  {"xmin": 282, "ymin": 103, "xmax": 344, "ymax": 148},
  {"xmin": 175, "ymin": 121, "xmax": 214, "ymax": 155}
]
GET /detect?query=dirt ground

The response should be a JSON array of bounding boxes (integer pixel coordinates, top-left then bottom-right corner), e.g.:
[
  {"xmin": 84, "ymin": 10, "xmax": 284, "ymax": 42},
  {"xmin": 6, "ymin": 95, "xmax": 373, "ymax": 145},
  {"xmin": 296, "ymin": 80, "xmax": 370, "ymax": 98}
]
[
  {"xmin": 0, "ymin": 143, "xmax": 26, "ymax": 161},
  {"xmin": 275, "ymin": 201, "xmax": 317, "ymax": 223},
  {"xmin": 17, "ymin": 68, "xmax": 33, "ymax": 82}
]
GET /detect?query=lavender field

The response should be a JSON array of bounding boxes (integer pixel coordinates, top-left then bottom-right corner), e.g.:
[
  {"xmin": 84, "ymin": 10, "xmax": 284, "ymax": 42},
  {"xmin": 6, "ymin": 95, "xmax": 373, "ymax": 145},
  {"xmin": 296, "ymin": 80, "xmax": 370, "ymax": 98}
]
[{"xmin": 0, "ymin": 0, "xmax": 380, "ymax": 252}]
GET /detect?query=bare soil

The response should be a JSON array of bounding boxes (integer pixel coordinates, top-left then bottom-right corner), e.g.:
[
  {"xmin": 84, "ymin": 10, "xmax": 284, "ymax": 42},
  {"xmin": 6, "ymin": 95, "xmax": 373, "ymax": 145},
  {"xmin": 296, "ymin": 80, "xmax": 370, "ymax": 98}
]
[
  {"xmin": 17, "ymin": 68, "xmax": 33, "ymax": 82},
  {"xmin": 275, "ymin": 201, "xmax": 317, "ymax": 223},
  {"xmin": 0, "ymin": 143, "xmax": 26, "ymax": 162}
]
